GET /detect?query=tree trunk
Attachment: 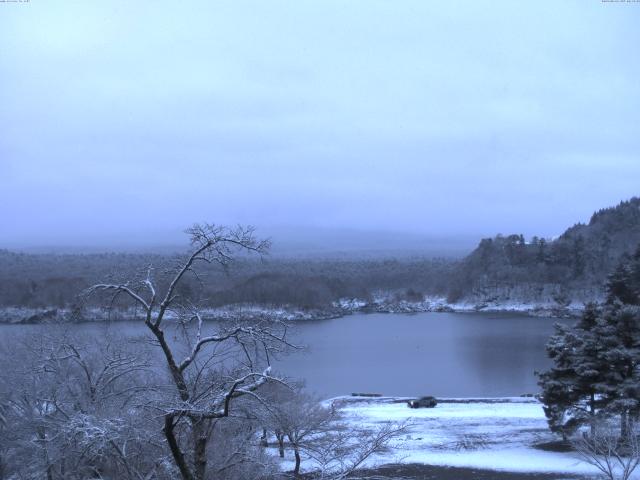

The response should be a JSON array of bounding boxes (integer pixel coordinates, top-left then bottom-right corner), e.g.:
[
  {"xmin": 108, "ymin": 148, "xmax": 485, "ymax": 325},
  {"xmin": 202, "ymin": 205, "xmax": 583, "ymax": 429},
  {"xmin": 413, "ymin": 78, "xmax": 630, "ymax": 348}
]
[
  {"xmin": 148, "ymin": 326, "xmax": 190, "ymax": 401},
  {"xmin": 192, "ymin": 420, "xmax": 209, "ymax": 480},
  {"xmin": 293, "ymin": 446, "xmax": 301, "ymax": 477},
  {"xmin": 621, "ymin": 410, "xmax": 629, "ymax": 438},
  {"xmin": 164, "ymin": 414, "xmax": 194, "ymax": 480},
  {"xmin": 288, "ymin": 433, "xmax": 301, "ymax": 477},
  {"xmin": 276, "ymin": 431, "xmax": 285, "ymax": 458},
  {"xmin": 260, "ymin": 428, "xmax": 268, "ymax": 447}
]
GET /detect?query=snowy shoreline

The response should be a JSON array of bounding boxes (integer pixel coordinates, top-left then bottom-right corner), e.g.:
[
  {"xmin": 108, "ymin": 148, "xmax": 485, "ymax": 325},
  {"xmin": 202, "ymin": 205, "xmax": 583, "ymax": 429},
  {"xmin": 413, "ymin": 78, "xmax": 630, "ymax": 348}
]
[
  {"xmin": 0, "ymin": 297, "xmax": 584, "ymax": 325},
  {"xmin": 337, "ymin": 296, "xmax": 584, "ymax": 319},
  {"xmin": 319, "ymin": 395, "xmax": 605, "ymax": 477}
]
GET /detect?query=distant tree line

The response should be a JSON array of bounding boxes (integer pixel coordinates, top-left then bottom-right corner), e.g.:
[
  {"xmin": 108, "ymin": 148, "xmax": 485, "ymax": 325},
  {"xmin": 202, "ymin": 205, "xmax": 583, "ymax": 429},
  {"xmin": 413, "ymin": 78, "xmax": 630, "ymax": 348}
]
[
  {"xmin": 0, "ymin": 250, "xmax": 453, "ymax": 312},
  {"xmin": 1, "ymin": 197, "xmax": 639, "ymax": 313}
]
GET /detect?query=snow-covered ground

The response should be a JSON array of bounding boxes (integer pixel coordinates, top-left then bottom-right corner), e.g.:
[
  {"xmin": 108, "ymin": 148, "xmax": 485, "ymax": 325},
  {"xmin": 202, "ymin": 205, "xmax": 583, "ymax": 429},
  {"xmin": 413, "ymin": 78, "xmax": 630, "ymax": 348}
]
[
  {"xmin": 328, "ymin": 396, "xmax": 614, "ymax": 477},
  {"xmin": 1, "ymin": 292, "xmax": 587, "ymax": 324},
  {"xmin": 0, "ymin": 304, "xmax": 343, "ymax": 324},
  {"xmin": 333, "ymin": 294, "xmax": 585, "ymax": 318}
]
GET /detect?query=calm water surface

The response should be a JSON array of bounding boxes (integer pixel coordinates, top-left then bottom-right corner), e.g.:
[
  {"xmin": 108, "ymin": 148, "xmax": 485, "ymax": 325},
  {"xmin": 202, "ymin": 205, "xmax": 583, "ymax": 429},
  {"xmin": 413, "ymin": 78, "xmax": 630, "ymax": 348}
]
[{"xmin": 0, "ymin": 312, "xmax": 564, "ymax": 398}]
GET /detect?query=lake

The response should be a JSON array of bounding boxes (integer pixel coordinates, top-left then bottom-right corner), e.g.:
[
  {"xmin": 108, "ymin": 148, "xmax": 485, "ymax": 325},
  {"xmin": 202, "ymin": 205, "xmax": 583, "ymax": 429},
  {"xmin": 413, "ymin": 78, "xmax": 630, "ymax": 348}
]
[{"xmin": 0, "ymin": 312, "xmax": 564, "ymax": 398}]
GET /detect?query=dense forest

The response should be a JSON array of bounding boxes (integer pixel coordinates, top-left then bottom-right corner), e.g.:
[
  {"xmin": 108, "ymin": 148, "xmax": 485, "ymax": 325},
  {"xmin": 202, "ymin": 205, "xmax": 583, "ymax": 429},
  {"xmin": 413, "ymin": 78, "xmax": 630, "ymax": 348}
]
[
  {"xmin": 1, "ymin": 197, "xmax": 639, "ymax": 320},
  {"xmin": 0, "ymin": 250, "xmax": 452, "ymax": 313},
  {"xmin": 449, "ymin": 197, "xmax": 640, "ymax": 305}
]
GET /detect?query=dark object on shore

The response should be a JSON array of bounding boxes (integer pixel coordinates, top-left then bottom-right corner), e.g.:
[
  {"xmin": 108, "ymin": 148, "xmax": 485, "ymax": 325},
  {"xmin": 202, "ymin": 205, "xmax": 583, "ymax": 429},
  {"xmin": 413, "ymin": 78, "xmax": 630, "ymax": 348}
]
[
  {"xmin": 532, "ymin": 440, "xmax": 574, "ymax": 453},
  {"xmin": 351, "ymin": 392, "xmax": 383, "ymax": 397},
  {"xmin": 408, "ymin": 396, "xmax": 438, "ymax": 408},
  {"xmin": 353, "ymin": 463, "xmax": 581, "ymax": 480}
]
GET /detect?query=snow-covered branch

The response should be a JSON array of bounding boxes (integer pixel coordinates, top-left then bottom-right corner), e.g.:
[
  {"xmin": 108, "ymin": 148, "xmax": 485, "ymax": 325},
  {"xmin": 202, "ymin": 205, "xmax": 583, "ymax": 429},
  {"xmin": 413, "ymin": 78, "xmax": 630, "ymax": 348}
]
[{"xmin": 85, "ymin": 284, "xmax": 151, "ymax": 312}]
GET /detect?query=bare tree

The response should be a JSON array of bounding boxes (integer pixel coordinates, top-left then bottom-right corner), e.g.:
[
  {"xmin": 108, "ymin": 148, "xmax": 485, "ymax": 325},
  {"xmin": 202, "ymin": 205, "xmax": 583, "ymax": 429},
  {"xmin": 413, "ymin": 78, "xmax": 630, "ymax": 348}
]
[
  {"xmin": 259, "ymin": 385, "xmax": 407, "ymax": 479},
  {"xmin": 572, "ymin": 419, "xmax": 640, "ymax": 480},
  {"xmin": 86, "ymin": 224, "xmax": 294, "ymax": 480},
  {"xmin": 306, "ymin": 420, "xmax": 409, "ymax": 480},
  {"xmin": 262, "ymin": 388, "xmax": 333, "ymax": 477},
  {"xmin": 0, "ymin": 330, "xmax": 161, "ymax": 480}
]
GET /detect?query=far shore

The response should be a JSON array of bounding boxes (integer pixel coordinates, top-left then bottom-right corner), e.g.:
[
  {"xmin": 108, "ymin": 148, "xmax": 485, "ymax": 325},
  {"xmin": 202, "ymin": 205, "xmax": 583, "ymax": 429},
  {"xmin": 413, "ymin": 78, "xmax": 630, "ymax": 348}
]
[{"xmin": 0, "ymin": 299, "xmax": 585, "ymax": 325}]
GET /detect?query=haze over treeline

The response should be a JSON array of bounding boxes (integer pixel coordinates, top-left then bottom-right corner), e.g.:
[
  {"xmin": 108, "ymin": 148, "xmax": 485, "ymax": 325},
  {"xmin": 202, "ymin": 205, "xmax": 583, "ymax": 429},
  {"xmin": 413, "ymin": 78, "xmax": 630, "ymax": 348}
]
[
  {"xmin": 8, "ymin": 227, "xmax": 478, "ymax": 258},
  {"xmin": 2, "ymin": 197, "xmax": 639, "ymax": 320},
  {"xmin": 2, "ymin": 1, "xmax": 639, "ymax": 250}
]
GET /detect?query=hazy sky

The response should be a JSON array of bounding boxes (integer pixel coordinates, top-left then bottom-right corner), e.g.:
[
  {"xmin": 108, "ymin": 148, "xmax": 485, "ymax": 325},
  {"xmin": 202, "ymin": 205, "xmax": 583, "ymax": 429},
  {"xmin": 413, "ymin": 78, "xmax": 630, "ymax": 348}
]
[{"xmin": 1, "ymin": 1, "xmax": 639, "ymax": 249}]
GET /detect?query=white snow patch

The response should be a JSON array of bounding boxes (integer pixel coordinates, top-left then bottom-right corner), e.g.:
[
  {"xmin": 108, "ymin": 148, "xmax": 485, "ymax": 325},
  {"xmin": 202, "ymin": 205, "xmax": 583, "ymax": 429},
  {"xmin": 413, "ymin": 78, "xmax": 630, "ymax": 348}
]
[{"xmin": 330, "ymin": 397, "xmax": 636, "ymax": 476}]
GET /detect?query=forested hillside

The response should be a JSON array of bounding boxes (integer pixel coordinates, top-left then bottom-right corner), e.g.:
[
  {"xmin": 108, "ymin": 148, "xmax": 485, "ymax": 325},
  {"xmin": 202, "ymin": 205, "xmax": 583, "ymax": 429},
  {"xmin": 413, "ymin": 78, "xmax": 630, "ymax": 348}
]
[
  {"xmin": 1, "ymin": 197, "xmax": 639, "ymax": 320},
  {"xmin": 448, "ymin": 197, "xmax": 640, "ymax": 306}
]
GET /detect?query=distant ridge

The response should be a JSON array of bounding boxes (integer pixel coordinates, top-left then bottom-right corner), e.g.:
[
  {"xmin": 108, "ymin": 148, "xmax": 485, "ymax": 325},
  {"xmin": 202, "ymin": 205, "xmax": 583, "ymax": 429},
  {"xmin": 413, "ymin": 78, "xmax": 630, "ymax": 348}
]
[{"xmin": 448, "ymin": 197, "xmax": 640, "ymax": 305}]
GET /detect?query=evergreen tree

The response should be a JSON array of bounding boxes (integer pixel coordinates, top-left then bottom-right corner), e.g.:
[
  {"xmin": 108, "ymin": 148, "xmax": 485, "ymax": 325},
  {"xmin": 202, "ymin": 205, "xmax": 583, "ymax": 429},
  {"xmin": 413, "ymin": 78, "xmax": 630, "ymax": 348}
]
[
  {"xmin": 571, "ymin": 236, "xmax": 586, "ymax": 278},
  {"xmin": 594, "ymin": 305, "xmax": 640, "ymax": 434},
  {"xmin": 539, "ymin": 249, "xmax": 640, "ymax": 438},
  {"xmin": 536, "ymin": 237, "xmax": 547, "ymax": 264},
  {"xmin": 538, "ymin": 303, "xmax": 608, "ymax": 437},
  {"xmin": 606, "ymin": 245, "xmax": 640, "ymax": 306}
]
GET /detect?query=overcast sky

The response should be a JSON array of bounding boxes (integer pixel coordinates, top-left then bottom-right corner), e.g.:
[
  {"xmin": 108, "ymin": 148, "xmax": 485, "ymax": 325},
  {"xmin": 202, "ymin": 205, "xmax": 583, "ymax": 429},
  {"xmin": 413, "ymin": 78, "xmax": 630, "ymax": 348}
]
[{"xmin": 1, "ymin": 1, "xmax": 639, "ymax": 250}]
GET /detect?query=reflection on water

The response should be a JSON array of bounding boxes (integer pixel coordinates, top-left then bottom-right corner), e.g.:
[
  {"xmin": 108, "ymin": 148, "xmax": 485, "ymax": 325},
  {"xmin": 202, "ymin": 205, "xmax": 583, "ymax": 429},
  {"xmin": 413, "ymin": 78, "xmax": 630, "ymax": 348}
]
[{"xmin": 0, "ymin": 312, "xmax": 565, "ymax": 398}]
